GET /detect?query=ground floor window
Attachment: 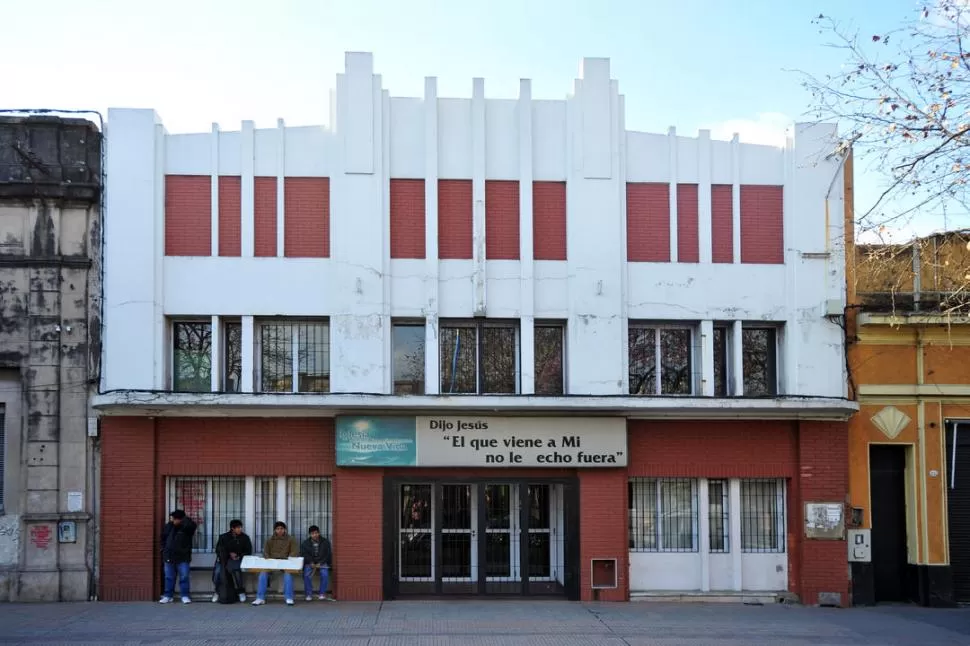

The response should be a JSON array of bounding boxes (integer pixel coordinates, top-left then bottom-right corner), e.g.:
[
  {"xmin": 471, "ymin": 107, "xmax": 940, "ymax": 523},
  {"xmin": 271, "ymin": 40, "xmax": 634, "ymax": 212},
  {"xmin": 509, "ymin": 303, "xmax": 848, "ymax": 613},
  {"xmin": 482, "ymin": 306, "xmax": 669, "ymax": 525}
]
[
  {"xmin": 166, "ymin": 475, "xmax": 333, "ymax": 554},
  {"xmin": 628, "ymin": 478, "xmax": 699, "ymax": 552},
  {"xmin": 740, "ymin": 478, "xmax": 786, "ymax": 553}
]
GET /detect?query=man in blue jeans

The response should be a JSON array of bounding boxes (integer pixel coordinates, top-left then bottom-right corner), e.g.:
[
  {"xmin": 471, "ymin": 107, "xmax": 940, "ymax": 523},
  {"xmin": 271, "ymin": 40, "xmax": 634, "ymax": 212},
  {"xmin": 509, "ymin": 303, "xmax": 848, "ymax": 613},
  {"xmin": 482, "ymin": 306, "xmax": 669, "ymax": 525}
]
[
  {"xmin": 159, "ymin": 509, "xmax": 198, "ymax": 604},
  {"xmin": 300, "ymin": 525, "xmax": 334, "ymax": 602},
  {"xmin": 252, "ymin": 521, "xmax": 298, "ymax": 606}
]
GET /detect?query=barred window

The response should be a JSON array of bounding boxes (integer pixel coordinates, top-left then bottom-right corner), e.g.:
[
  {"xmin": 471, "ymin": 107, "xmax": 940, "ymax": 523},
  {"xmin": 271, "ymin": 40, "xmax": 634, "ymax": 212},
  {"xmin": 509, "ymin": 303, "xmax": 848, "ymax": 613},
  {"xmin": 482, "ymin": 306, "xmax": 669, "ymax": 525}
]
[
  {"xmin": 258, "ymin": 320, "xmax": 330, "ymax": 393},
  {"xmin": 287, "ymin": 477, "xmax": 333, "ymax": 542},
  {"xmin": 254, "ymin": 477, "xmax": 278, "ymax": 551},
  {"xmin": 168, "ymin": 477, "xmax": 245, "ymax": 552},
  {"xmin": 740, "ymin": 479, "xmax": 786, "ymax": 553},
  {"xmin": 708, "ymin": 479, "xmax": 730, "ymax": 553},
  {"xmin": 628, "ymin": 478, "xmax": 698, "ymax": 552}
]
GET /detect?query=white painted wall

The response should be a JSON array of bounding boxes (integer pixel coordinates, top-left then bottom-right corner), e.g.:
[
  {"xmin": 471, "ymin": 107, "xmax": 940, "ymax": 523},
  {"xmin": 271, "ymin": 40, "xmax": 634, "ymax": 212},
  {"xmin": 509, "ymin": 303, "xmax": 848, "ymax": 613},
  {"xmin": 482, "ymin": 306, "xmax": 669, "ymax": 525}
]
[{"xmin": 102, "ymin": 52, "xmax": 847, "ymax": 400}]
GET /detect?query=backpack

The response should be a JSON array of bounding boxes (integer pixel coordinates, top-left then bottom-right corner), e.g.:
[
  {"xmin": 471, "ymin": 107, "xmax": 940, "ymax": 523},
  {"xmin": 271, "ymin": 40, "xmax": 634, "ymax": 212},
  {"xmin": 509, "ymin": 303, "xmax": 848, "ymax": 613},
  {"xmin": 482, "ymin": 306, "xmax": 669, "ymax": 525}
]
[{"xmin": 216, "ymin": 564, "xmax": 238, "ymax": 604}]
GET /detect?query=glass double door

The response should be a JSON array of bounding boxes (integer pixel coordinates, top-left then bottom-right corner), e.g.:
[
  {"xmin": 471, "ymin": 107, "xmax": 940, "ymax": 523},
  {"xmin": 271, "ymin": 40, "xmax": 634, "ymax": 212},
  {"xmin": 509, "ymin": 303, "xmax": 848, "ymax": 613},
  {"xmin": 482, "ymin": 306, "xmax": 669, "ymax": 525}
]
[{"xmin": 396, "ymin": 481, "xmax": 564, "ymax": 595}]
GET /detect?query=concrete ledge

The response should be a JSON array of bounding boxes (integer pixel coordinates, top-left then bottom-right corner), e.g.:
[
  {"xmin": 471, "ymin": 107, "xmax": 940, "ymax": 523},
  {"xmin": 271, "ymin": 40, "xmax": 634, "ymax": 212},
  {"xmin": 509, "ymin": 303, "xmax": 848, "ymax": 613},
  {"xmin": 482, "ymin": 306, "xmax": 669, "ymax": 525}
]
[{"xmin": 630, "ymin": 590, "xmax": 792, "ymax": 605}]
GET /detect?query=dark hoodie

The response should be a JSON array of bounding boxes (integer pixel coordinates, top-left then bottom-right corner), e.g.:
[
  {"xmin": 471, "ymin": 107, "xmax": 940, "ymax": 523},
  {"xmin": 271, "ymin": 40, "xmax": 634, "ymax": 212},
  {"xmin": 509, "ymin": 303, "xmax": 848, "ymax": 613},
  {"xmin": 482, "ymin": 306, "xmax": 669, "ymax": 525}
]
[
  {"xmin": 161, "ymin": 515, "xmax": 198, "ymax": 564},
  {"xmin": 215, "ymin": 530, "xmax": 253, "ymax": 564},
  {"xmin": 300, "ymin": 535, "xmax": 333, "ymax": 567}
]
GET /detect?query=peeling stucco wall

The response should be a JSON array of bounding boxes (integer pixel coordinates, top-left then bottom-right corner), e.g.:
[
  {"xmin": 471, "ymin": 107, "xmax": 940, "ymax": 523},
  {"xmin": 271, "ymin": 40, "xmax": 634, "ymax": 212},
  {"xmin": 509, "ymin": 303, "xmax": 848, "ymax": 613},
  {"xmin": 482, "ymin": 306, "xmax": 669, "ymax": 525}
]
[{"xmin": 0, "ymin": 515, "xmax": 19, "ymax": 566}]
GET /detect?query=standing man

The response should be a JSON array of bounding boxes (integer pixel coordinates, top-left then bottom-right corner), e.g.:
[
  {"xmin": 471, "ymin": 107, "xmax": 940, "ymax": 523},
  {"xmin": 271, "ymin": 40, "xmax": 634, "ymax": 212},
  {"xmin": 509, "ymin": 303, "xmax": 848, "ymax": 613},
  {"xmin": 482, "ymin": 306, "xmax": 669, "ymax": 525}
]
[
  {"xmin": 159, "ymin": 509, "xmax": 198, "ymax": 604},
  {"xmin": 300, "ymin": 525, "xmax": 334, "ymax": 602},
  {"xmin": 212, "ymin": 519, "xmax": 253, "ymax": 603},
  {"xmin": 252, "ymin": 521, "xmax": 298, "ymax": 606}
]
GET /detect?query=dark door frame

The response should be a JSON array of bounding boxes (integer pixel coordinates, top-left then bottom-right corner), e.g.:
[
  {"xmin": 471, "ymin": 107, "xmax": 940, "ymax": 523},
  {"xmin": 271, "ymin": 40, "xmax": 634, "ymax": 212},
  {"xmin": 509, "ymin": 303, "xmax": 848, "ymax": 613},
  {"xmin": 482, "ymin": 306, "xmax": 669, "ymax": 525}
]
[
  {"xmin": 382, "ymin": 475, "xmax": 580, "ymax": 600},
  {"xmin": 869, "ymin": 443, "xmax": 911, "ymax": 603}
]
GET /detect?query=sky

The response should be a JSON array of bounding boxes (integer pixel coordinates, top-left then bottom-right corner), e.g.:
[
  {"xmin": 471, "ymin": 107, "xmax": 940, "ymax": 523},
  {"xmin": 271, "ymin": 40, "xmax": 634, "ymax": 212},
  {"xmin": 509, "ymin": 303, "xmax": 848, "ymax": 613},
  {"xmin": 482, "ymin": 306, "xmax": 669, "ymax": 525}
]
[{"xmin": 1, "ymin": 0, "xmax": 936, "ymax": 240}]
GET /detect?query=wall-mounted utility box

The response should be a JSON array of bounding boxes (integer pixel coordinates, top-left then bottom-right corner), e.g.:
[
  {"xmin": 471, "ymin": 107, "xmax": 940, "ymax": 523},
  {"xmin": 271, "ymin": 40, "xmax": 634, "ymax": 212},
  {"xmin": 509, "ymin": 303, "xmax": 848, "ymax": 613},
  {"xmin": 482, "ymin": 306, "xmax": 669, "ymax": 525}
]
[
  {"xmin": 590, "ymin": 558, "xmax": 617, "ymax": 589},
  {"xmin": 847, "ymin": 528, "xmax": 871, "ymax": 563}
]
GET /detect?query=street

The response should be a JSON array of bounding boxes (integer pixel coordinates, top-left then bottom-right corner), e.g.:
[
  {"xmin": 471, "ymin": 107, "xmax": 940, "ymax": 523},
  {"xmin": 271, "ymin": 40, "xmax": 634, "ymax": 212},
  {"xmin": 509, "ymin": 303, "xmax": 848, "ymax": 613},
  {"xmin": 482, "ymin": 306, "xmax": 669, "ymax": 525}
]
[{"xmin": 0, "ymin": 600, "xmax": 969, "ymax": 645}]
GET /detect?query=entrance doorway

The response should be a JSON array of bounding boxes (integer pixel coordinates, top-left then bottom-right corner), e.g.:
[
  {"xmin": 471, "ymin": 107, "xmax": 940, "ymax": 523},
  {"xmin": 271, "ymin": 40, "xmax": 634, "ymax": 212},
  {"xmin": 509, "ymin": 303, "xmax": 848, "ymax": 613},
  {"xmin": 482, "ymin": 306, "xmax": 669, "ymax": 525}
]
[
  {"xmin": 946, "ymin": 421, "xmax": 970, "ymax": 603},
  {"xmin": 870, "ymin": 445, "xmax": 910, "ymax": 602},
  {"xmin": 383, "ymin": 478, "xmax": 580, "ymax": 599}
]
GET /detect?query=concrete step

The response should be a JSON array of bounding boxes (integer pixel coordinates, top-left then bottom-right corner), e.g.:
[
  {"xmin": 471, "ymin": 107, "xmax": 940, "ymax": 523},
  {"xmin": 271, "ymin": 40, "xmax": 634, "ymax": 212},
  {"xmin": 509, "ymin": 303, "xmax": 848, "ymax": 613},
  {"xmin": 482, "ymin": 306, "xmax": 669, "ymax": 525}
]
[{"xmin": 630, "ymin": 590, "xmax": 795, "ymax": 605}]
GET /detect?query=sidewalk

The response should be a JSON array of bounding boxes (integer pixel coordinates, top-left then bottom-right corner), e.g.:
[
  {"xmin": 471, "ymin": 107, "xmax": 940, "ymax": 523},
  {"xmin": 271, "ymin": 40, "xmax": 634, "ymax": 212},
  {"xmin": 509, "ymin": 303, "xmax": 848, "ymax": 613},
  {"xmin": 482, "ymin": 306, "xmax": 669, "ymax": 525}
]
[{"xmin": 0, "ymin": 599, "xmax": 968, "ymax": 645}]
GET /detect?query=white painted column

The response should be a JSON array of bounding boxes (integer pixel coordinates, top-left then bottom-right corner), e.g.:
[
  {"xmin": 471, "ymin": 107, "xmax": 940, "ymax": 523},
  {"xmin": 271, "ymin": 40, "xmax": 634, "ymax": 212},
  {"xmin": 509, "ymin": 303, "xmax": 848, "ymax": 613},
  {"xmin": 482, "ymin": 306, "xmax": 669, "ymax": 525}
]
[
  {"xmin": 519, "ymin": 78, "xmax": 535, "ymax": 395},
  {"xmin": 424, "ymin": 76, "xmax": 441, "ymax": 395},
  {"xmin": 699, "ymin": 478, "xmax": 711, "ymax": 591},
  {"xmin": 241, "ymin": 316, "xmax": 255, "ymax": 393},
  {"xmin": 730, "ymin": 478, "xmax": 743, "ymax": 591},
  {"xmin": 731, "ymin": 320, "xmax": 744, "ymax": 396},
  {"xmin": 782, "ymin": 133, "xmax": 797, "ymax": 396},
  {"xmin": 244, "ymin": 477, "xmax": 256, "ymax": 533},
  {"xmin": 381, "ymin": 88, "xmax": 393, "ymax": 393},
  {"xmin": 276, "ymin": 118, "xmax": 286, "ymax": 257},
  {"xmin": 472, "ymin": 77, "xmax": 487, "ymax": 317},
  {"xmin": 210, "ymin": 123, "xmax": 220, "ymax": 256},
  {"xmin": 276, "ymin": 476, "xmax": 287, "ymax": 524},
  {"xmin": 241, "ymin": 120, "xmax": 255, "ymax": 257},
  {"xmin": 731, "ymin": 133, "xmax": 741, "ymax": 264},
  {"xmin": 700, "ymin": 319, "xmax": 715, "ymax": 396},
  {"xmin": 152, "ymin": 123, "xmax": 167, "ymax": 390},
  {"xmin": 210, "ymin": 315, "xmax": 222, "ymax": 392},
  {"xmin": 668, "ymin": 126, "xmax": 678, "ymax": 261},
  {"xmin": 697, "ymin": 130, "xmax": 712, "ymax": 264}
]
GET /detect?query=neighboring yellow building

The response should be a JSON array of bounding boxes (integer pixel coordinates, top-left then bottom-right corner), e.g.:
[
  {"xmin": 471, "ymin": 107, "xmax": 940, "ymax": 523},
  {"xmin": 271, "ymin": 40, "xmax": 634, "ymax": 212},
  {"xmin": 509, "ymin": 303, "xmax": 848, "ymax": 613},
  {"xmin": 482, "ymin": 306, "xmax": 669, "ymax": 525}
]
[{"xmin": 848, "ymin": 216, "xmax": 970, "ymax": 606}]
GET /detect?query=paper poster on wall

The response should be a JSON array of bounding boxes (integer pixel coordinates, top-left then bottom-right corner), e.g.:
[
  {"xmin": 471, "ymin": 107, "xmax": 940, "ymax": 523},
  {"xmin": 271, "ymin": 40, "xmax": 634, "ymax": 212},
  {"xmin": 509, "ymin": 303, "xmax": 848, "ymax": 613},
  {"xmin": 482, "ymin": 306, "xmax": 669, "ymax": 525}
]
[{"xmin": 335, "ymin": 416, "xmax": 627, "ymax": 468}]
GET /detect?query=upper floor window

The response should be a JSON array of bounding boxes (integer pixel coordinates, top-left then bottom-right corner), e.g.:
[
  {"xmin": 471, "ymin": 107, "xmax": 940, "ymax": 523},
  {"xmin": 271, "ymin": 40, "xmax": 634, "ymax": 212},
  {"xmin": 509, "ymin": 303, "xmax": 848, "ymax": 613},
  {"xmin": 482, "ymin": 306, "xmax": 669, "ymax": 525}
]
[
  {"xmin": 628, "ymin": 324, "xmax": 693, "ymax": 395},
  {"xmin": 172, "ymin": 320, "xmax": 212, "ymax": 392},
  {"xmin": 742, "ymin": 326, "xmax": 778, "ymax": 397},
  {"xmin": 393, "ymin": 321, "xmax": 426, "ymax": 395},
  {"xmin": 440, "ymin": 320, "xmax": 519, "ymax": 394},
  {"xmin": 223, "ymin": 321, "xmax": 242, "ymax": 393},
  {"xmin": 257, "ymin": 320, "xmax": 330, "ymax": 393},
  {"xmin": 534, "ymin": 322, "xmax": 565, "ymax": 395}
]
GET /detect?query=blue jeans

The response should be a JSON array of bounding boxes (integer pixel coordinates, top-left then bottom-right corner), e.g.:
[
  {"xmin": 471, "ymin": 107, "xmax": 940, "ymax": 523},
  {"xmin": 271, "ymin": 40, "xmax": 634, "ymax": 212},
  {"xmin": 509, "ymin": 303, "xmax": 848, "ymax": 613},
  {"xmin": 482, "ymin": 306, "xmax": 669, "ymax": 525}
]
[
  {"xmin": 302, "ymin": 565, "xmax": 329, "ymax": 596},
  {"xmin": 163, "ymin": 561, "xmax": 191, "ymax": 599},
  {"xmin": 256, "ymin": 571, "xmax": 293, "ymax": 601}
]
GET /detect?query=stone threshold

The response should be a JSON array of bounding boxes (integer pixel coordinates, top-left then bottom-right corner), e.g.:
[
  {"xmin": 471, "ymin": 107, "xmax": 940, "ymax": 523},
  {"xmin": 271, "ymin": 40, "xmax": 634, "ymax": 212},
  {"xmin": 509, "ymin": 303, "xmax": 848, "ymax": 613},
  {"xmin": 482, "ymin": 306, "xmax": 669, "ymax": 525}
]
[{"xmin": 631, "ymin": 590, "xmax": 794, "ymax": 605}]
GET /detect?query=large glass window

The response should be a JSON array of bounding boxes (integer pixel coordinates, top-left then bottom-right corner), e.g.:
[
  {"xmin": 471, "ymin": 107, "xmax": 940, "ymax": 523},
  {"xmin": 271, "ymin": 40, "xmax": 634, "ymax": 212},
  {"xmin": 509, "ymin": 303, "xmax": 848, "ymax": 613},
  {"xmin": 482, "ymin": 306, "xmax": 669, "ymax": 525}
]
[
  {"xmin": 393, "ymin": 322, "xmax": 426, "ymax": 395},
  {"xmin": 172, "ymin": 321, "xmax": 212, "ymax": 392},
  {"xmin": 629, "ymin": 325, "xmax": 693, "ymax": 395},
  {"xmin": 439, "ymin": 320, "xmax": 519, "ymax": 394},
  {"xmin": 258, "ymin": 320, "xmax": 330, "ymax": 393}
]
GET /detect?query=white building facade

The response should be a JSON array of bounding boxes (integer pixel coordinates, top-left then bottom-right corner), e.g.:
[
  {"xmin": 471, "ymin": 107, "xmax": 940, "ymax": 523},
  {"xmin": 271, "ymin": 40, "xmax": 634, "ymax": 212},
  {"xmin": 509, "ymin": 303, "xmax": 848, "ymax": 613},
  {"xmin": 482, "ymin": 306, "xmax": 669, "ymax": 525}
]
[{"xmin": 94, "ymin": 53, "xmax": 856, "ymax": 605}]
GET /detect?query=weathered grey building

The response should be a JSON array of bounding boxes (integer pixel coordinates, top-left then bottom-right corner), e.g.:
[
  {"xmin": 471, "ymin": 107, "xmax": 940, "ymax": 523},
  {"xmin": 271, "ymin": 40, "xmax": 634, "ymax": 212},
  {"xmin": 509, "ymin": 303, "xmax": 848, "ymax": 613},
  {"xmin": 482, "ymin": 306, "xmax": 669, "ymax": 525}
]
[{"xmin": 0, "ymin": 115, "xmax": 101, "ymax": 601}]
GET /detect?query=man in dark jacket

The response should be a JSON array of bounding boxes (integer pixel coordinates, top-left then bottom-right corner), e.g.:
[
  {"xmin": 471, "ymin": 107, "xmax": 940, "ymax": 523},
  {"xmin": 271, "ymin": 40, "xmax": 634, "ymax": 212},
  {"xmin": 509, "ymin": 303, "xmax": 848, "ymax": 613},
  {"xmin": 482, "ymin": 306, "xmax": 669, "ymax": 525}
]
[
  {"xmin": 211, "ymin": 519, "xmax": 253, "ymax": 603},
  {"xmin": 159, "ymin": 509, "xmax": 198, "ymax": 604},
  {"xmin": 300, "ymin": 525, "xmax": 334, "ymax": 601}
]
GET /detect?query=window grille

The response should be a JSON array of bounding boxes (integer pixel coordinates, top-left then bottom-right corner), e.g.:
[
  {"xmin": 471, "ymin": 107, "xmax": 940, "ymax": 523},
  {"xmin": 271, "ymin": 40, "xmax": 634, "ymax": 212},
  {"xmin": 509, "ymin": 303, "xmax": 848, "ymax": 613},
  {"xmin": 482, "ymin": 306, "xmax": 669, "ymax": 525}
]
[
  {"xmin": 287, "ymin": 477, "xmax": 334, "ymax": 543},
  {"xmin": 167, "ymin": 476, "xmax": 245, "ymax": 552},
  {"xmin": 740, "ymin": 478, "xmax": 786, "ymax": 553},
  {"xmin": 628, "ymin": 478, "xmax": 698, "ymax": 552},
  {"xmin": 257, "ymin": 320, "xmax": 330, "ymax": 393},
  {"xmin": 254, "ymin": 477, "xmax": 278, "ymax": 551},
  {"xmin": 708, "ymin": 479, "xmax": 730, "ymax": 553}
]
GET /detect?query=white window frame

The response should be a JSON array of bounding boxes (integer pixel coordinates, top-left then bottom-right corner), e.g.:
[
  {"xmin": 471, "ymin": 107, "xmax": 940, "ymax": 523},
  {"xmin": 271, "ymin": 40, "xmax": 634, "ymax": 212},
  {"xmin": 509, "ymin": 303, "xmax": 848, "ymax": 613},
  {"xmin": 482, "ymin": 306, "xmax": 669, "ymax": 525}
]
[
  {"xmin": 739, "ymin": 478, "xmax": 787, "ymax": 553},
  {"xmin": 707, "ymin": 478, "xmax": 731, "ymax": 554},
  {"xmin": 391, "ymin": 319, "xmax": 427, "ymax": 395},
  {"xmin": 254, "ymin": 318, "xmax": 330, "ymax": 394},
  {"xmin": 534, "ymin": 321, "xmax": 567, "ymax": 395},
  {"xmin": 439, "ymin": 319, "xmax": 521, "ymax": 395},
  {"xmin": 740, "ymin": 324, "xmax": 780, "ymax": 397},
  {"xmin": 169, "ymin": 318, "xmax": 213, "ymax": 392},
  {"xmin": 628, "ymin": 323, "xmax": 696, "ymax": 396}
]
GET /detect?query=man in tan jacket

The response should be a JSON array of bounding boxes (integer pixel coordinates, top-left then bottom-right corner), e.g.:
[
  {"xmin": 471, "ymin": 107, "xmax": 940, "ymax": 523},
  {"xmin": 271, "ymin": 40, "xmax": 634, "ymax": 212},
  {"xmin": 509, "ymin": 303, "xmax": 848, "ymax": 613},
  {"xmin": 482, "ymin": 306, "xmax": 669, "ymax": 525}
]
[{"xmin": 252, "ymin": 521, "xmax": 299, "ymax": 606}]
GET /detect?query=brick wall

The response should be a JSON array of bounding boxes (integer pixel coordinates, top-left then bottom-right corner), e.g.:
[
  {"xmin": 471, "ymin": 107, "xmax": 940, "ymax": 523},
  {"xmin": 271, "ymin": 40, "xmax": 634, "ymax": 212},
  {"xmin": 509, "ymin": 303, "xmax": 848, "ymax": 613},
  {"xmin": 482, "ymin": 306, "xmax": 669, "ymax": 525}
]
[
  {"xmin": 740, "ymin": 185, "xmax": 784, "ymax": 264},
  {"xmin": 438, "ymin": 179, "xmax": 473, "ymax": 259},
  {"xmin": 218, "ymin": 176, "xmax": 241, "ymax": 257},
  {"xmin": 100, "ymin": 418, "xmax": 157, "ymax": 601},
  {"xmin": 533, "ymin": 181, "xmax": 566, "ymax": 260},
  {"xmin": 333, "ymin": 468, "xmax": 384, "ymax": 601},
  {"xmin": 711, "ymin": 184, "xmax": 734, "ymax": 263},
  {"xmin": 254, "ymin": 176, "xmax": 277, "ymax": 257},
  {"xmin": 677, "ymin": 183, "xmax": 699, "ymax": 263},
  {"xmin": 390, "ymin": 179, "xmax": 426, "ymax": 259},
  {"xmin": 164, "ymin": 175, "xmax": 210, "ymax": 256},
  {"xmin": 284, "ymin": 177, "xmax": 329, "ymax": 258},
  {"xmin": 579, "ymin": 469, "xmax": 628, "ymax": 601},
  {"xmin": 626, "ymin": 183, "xmax": 670, "ymax": 262},
  {"xmin": 485, "ymin": 180, "xmax": 520, "ymax": 260}
]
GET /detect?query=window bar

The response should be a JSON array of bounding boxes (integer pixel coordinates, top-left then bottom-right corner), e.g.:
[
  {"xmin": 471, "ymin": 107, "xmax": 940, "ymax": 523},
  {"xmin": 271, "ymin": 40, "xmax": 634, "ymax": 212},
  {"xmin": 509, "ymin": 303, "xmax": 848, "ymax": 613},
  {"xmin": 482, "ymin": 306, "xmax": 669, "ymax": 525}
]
[
  {"xmin": 741, "ymin": 479, "xmax": 785, "ymax": 553},
  {"xmin": 291, "ymin": 324, "xmax": 300, "ymax": 393},
  {"xmin": 708, "ymin": 479, "xmax": 730, "ymax": 553}
]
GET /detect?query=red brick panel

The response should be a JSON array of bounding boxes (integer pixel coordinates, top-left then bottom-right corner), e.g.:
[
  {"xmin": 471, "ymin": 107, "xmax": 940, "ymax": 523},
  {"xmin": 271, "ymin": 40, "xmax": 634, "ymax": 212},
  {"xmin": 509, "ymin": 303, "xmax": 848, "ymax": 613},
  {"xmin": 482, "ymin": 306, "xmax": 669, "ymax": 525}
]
[
  {"xmin": 676, "ymin": 183, "xmax": 699, "ymax": 263},
  {"xmin": 165, "ymin": 175, "xmax": 211, "ymax": 256},
  {"xmin": 218, "ymin": 176, "xmax": 241, "ymax": 257},
  {"xmin": 627, "ymin": 420, "xmax": 797, "ymax": 478},
  {"xmin": 711, "ymin": 184, "xmax": 734, "ymax": 263},
  {"xmin": 254, "ymin": 177, "xmax": 277, "ymax": 257},
  {"xmin": 334, "ymin": 468, "xmax": 384, "ymax": 600},
  {"xmin": 626, "ymin": 183, "xmax": 670, "ymax": 262},
  {"xmin": 740, "ymin": 185, "xmax": 784, "ymax": 264},
  {"xmin": 390, "ymin": 179, "xmax": 426, "ymax": 259},
  {"xmin": 438, "ymin": 179, "xmax": 473, "ymax": 259},
  {"xmin": 100, "ymin": 418, "xmax": 157, "ymax": 601},
  {"xmin": 795, "ymin": 421, "xmax": 849, "ymax": 606},
  {"xmin": 284, "ymin": 177, "xmax": 330, "ymax": 258},
  {"xmin": 485, "ymin": 180, "xmax": 520, "ymax": 260},
  {"xmin": 533, "ymin": 181, "xmax": 567, "ymax": 260},
  {"xmin": 579, "ymin": 469, "xmax": 628, "ymax": 601}
]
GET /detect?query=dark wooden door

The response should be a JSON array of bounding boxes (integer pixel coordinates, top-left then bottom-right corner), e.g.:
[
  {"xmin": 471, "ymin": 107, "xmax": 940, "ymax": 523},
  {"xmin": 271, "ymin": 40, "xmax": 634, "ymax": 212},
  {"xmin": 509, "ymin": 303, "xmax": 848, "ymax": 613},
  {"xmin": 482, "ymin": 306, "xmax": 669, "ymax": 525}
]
[{"xmin": 870, "ymin": 445, "xmax": 909, "ymax": 602}]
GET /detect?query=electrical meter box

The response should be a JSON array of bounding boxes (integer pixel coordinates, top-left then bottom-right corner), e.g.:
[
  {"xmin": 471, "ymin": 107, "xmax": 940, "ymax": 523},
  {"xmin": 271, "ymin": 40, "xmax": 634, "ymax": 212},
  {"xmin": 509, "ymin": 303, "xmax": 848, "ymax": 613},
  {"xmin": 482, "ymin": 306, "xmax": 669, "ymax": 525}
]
[{"xmin": 847, "ymin": 528, "xmax": 871, "ymax": 562}]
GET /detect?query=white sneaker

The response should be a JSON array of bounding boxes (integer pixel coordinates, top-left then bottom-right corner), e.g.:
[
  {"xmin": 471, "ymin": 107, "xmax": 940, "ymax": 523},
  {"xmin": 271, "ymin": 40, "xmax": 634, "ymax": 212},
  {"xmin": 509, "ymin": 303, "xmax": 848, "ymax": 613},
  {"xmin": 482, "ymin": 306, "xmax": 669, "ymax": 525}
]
[
  {"xmin": 251, "ymin": 598, "xmax": 265, "ymax": 606},
  {"xmin": 320, "ymin": 595, "xmax": 334, "ymax": 601},
  {"xmin": 285, "ymin": 598, "xmax": 294, "ymax": 606},
  {"xmin": 238, "ymin": 593, "xmax": 247, "ymax": 602},
  {"xmin": 159, "ymin": 596, "xmax": 173, "ymax": 604},
  {"xmin": 305, "ymin": 595, "xmax": 313, "ymax": 602},
  {"xmin": 211, "ymin": 593, "xmax": 219, "ymax": 603},
  {"xmin": 181, "ymin": 597, "xmax": 192, "ymax": 604}
]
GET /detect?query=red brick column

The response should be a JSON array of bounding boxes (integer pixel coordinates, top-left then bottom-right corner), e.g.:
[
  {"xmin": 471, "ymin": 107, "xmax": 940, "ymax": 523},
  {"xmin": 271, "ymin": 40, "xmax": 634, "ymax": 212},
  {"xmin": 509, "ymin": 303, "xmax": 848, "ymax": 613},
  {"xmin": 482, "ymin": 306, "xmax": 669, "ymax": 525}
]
[
  {"xmin": 99, "ymin": 417, "xmax": 157, "ymax": 601},
  {"xmin": 796, "ymin": 421, "xmax": 849, "ymax": 606},
  {"xmin": 578, "ymin": 469, "xmax": 628, "ymax": 601},
  {"xmin": 333, "ymin": 468, "xmax": 384, "ymax": 600}
]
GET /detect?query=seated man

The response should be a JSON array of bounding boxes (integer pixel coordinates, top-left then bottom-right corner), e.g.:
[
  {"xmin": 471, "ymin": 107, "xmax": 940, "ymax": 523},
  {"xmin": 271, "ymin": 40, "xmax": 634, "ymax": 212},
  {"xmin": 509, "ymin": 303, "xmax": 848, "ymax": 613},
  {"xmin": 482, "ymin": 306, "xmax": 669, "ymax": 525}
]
[
  {"xmin": 300, "ymin": 525, "xmax": 334, "ymax": 601},
  {"xmin": 252, "ymin": 521, "xmax": 298, "ymax": 606},
  {"xmin": 212, "ymin": 519, "xmax": 253, "ymax": 603}
]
